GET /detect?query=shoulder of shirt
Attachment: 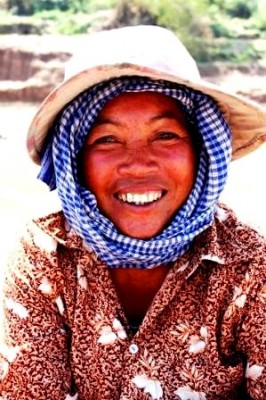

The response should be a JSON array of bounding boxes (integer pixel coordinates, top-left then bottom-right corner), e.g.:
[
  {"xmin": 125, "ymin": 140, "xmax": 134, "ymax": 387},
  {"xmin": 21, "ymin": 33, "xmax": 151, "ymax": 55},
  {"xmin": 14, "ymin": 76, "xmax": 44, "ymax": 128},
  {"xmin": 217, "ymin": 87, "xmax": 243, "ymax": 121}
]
[
  {"xmin": 24, "ymin": 210, "xmax": 84, "ymax": 250},
  {"xmin": 199, "ymin": 202, "xmax": 266, "ymax": 269},
  {"xmin": 215, "ymin": 202, "xmax": 265, "ymax": 243}
]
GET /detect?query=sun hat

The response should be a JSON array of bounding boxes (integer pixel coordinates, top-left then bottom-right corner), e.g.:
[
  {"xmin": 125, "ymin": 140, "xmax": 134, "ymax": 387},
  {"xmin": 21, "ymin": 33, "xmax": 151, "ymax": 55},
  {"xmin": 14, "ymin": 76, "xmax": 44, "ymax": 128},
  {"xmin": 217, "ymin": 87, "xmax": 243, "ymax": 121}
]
[{"xmin": 27, "ymin": 25, "xmax": 266, "ymax": 164}]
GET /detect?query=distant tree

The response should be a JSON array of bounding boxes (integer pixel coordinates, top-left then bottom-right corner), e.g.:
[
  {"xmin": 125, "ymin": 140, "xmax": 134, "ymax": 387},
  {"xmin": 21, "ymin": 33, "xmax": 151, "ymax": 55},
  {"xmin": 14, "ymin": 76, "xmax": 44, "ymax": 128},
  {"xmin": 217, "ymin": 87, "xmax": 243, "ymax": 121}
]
[
  {"xmin": 206, "ymin": 0, "xmax": 257, "ymax": 18},
  {"xmin": 33, "ymin": 0, "xmax": 70, "ymax": 12},
  {"xmin": 7, "ymin": 0, "xmax": 34, "ymax": 15},
  {"xmin": 6, "ymin": 0, "xmax": 81, "ymax": 15}
]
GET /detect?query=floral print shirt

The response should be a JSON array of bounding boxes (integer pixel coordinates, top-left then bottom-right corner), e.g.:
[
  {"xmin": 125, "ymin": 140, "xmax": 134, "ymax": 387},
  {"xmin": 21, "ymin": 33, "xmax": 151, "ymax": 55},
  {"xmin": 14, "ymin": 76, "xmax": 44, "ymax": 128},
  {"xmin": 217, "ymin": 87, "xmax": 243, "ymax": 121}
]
[{"xmin": 0, "ymin": 204, "xmax": 265, "ymax": 400}]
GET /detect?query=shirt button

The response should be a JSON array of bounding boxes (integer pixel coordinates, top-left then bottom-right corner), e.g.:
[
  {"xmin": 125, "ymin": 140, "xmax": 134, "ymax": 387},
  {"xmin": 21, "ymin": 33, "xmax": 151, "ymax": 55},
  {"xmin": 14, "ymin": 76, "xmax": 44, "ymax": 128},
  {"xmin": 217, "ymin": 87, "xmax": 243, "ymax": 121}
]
[{"xmin": 129, "ymin": 343, "xmax": 139, "ymax": 354}]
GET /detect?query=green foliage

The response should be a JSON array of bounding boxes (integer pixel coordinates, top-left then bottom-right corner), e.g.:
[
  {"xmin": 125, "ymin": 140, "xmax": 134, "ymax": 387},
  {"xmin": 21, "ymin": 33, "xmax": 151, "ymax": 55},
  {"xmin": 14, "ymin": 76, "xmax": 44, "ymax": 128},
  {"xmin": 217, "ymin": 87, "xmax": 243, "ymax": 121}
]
[
  {"xmin": 7, "ymin": 0, "xmax": 34, "ymax": 15},
  {"xmin": 84, "ymin": 0, "xmax": 118, "ymax": 13},
  {"xmin": 112, "ymin": 0, "xmax": 156, "ymax": 27},
  {"xmin": 111, "ymin": 0, "xmax": 213, "ymax": 60},
  {"xmin": 255, "ymin": 14, "xmax": 266, "ymax": 31},
  {"xmin": 211, "ymin": 20, "xmax": 232, "ymax": 38},
  {"xmin": 153, "ymin": 0, "xmax": 209, "ymax": 28},
  {"xmin": 32, "ymin": 10, "xmax": 102, "ymax": 34},
  {"xmin": 225, "ymin": 1, "xmax": 256, "ymax": 19},
  {"xmin": 211, "ymin": 39, "xmax": 258, "ymax": 62},
  {"xmin": 33, "ymin": 0, "xmax": 70, "ymax": 12},
  {"xmin": 1, "ymin": 0, "xmax": 266, "ymax": 65},
  {"xmin": 55, "ymin": 14, "xmax": 91, "ymax": 34},
  {"xmin": 150, "ymin": 0, "xmax": 213, "ymax": 61},
  {"xmin": 252, "ymin": 3, "xmax": 266, "ymax": 32},
  {"xmin": 32, "ymin": 7, "xmax": 118, "ymax": 34},
  {"xmin": 32, "ymin": 9, "xmax": 63, "ymax": 20},
  {"xmin": 207, "ymin": 0, "xmax": 257, "ymax": 18},
  {"xmin": 5, "ymin": 0, "xmax": 119, "ymax": 15}
]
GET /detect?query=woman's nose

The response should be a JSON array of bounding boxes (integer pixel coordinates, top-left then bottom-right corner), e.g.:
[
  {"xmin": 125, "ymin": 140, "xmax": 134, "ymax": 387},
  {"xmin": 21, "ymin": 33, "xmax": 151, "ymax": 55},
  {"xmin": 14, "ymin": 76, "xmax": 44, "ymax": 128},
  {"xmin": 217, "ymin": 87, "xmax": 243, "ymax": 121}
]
[{"xmin": 117, "ymin": 144, "xmax": 159, "ymax": 176}]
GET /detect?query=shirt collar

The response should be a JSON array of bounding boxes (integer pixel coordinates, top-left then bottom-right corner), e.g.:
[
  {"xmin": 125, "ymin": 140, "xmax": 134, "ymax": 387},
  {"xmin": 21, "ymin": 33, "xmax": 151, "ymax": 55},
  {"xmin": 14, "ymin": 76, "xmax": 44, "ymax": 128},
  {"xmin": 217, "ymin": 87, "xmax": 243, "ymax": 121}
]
[{"xmin": 34, "ymin": 205, "xmax": 228, "ymax": 277}]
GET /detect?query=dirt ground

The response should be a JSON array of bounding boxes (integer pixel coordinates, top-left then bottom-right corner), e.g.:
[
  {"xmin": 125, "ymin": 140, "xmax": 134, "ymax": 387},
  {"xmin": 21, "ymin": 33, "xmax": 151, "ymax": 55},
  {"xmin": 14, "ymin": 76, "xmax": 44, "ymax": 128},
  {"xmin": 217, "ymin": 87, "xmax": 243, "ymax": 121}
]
[
  {"xmin": 0, "ymin": 103, "xmax": 60, "ymax": 265},
  {"xmin": 0, "ymin": 95, "xmax": 266, "ymax": 267}
]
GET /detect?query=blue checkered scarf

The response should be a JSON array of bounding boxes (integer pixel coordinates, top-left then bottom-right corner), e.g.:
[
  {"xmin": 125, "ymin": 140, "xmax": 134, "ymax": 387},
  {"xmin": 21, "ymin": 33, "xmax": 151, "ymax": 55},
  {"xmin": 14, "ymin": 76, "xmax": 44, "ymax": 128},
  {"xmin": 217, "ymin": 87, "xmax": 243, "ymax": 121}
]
[{"xmin": 38, "ymin": 77, "xmax": 231, "ymax": 269}]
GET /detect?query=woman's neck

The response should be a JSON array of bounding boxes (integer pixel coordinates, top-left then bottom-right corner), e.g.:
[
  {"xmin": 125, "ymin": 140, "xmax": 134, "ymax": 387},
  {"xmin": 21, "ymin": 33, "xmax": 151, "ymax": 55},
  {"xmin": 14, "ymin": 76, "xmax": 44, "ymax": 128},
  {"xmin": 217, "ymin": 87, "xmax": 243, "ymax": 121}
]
[{"xmin": 109, "ymin": 265, "xmax": 171, "ymax": 327}]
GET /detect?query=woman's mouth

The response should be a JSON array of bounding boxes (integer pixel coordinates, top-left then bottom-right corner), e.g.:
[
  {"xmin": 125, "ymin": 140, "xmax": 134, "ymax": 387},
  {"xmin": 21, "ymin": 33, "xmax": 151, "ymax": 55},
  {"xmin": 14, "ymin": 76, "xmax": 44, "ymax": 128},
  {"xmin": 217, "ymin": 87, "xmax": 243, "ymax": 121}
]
[{"xmin": 116, "ymin": 191, "xmax": 165, "ymax": 205}]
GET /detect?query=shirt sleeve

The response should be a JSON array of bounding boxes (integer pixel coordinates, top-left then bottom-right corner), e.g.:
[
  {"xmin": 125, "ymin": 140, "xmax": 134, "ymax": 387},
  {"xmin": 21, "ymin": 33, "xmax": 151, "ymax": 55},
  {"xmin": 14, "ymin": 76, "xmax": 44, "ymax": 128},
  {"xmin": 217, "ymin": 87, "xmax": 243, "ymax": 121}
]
[
  {"xmin": 0, "ymin": 224, "xmax": 73, "ymax": 400},
  {"xmin": 237, "ymin": 264, "xmax": 266, "ymax": 400}
]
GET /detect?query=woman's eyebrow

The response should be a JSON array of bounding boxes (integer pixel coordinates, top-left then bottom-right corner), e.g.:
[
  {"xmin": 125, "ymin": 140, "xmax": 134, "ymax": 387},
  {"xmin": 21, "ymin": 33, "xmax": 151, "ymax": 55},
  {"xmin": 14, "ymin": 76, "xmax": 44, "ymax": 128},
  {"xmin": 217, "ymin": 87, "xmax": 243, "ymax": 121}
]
[
  {"xmin": 150, "ymin": 111, "xmax": 183, "ymax": 123},
  {"xmin": 93, "ymin": 117, "xmax": 121, "ymax": 127}
]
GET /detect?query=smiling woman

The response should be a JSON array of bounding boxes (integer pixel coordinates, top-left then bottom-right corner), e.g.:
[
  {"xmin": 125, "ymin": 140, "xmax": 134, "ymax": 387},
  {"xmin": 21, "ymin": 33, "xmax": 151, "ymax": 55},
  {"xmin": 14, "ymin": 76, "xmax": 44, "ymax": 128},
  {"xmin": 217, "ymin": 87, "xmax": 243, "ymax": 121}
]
[{"xmin": 0, "ymin": 25, "xmax": 266, "ymax": 400}]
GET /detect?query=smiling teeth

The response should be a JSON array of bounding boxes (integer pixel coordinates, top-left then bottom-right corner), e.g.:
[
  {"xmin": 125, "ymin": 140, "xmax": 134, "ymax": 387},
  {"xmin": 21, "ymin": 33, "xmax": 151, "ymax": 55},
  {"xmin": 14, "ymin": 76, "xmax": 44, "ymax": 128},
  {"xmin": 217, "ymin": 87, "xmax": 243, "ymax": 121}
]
[{"xmin": 119, "ymin": 192, "xmax": 162, "ymax": 205}]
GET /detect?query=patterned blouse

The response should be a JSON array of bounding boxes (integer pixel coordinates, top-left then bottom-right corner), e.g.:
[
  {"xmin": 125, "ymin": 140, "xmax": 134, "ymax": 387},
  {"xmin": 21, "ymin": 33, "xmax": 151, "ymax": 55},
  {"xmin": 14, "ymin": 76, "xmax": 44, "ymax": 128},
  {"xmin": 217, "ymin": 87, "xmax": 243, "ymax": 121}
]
[{"xmin": 0, "ymin": 204, "xmax": 265, "ymax": 400}]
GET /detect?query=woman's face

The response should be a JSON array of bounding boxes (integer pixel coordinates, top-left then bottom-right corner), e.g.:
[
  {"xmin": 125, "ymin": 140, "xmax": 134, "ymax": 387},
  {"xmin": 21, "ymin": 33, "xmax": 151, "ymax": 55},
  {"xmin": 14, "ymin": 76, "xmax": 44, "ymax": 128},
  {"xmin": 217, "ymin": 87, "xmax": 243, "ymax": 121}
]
[{"xmin": 80, "ymin": 91, "xmax": 197, "ymax": 239}]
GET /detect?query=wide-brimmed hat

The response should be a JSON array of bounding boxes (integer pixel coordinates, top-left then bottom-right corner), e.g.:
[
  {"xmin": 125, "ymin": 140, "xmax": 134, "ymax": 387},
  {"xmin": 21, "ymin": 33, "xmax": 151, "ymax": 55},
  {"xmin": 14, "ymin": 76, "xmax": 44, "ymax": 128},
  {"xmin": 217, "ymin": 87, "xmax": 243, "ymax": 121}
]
[{"xmin": 27, "ymin": 25, "xmax": 266, "ymax": 164}]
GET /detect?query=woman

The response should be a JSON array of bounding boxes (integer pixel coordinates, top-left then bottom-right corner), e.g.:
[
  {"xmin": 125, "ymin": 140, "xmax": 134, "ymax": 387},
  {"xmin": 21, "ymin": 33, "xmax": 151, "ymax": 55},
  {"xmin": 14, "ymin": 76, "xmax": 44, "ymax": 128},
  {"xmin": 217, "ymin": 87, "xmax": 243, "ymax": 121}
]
[{"xmin": 0, "ymin": 25, "xmax": 265, "ymax": 400}]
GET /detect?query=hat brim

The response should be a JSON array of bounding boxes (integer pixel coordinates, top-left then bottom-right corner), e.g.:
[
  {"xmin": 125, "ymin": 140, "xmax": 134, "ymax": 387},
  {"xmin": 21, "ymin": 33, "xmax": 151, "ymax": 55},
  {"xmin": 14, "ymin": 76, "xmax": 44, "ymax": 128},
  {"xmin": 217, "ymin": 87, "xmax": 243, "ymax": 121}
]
[{"xmin": 27, "ymin": 63, "xmax": 266, "ymax": 164}]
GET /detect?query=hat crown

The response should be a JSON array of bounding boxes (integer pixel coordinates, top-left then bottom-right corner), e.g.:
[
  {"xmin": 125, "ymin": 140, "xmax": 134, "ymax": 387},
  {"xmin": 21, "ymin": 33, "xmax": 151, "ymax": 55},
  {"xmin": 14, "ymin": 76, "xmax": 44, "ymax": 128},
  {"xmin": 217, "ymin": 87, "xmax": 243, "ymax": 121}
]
[{"xmin": 65, "ymin": 25, "xmax": 201, "ymax": 82}]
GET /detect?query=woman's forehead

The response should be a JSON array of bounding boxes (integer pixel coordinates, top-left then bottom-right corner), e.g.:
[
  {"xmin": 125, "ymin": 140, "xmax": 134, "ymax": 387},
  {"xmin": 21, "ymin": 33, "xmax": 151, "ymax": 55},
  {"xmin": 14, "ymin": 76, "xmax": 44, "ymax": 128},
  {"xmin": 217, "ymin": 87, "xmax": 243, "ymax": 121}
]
[{"xmin": 94, "ymin": 91, "xmax": 188, "ymax": 124}]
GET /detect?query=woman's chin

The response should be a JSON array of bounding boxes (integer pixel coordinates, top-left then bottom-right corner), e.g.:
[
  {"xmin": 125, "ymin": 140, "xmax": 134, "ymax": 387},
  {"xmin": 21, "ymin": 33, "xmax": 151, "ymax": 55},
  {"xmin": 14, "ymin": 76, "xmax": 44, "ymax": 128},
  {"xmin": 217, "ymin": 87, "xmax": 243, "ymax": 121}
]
[{"xmin": 115, "ymin": 222, "xmax": 164, "ymax": 240}]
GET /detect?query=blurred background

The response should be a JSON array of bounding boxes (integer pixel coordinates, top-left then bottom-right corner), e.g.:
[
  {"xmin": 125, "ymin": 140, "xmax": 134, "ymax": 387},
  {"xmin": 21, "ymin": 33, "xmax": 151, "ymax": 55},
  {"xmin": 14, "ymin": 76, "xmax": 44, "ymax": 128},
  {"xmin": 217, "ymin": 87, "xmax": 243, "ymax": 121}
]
[{"xmin": 0, "ymin": 0, "xmax": 266, "ymax": 266}]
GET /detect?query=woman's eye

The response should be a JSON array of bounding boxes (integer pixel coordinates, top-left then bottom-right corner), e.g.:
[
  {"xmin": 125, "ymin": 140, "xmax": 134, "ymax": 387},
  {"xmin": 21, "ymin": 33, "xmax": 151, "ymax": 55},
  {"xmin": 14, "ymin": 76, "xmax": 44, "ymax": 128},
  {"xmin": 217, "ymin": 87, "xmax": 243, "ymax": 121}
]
[
  {"xmin": 94, "ymin": 135, "xmax": 118, "ymax": 144},
  {"xmin": 156, "ymin": 132, "xmax": 180, "ymax": 140}
]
